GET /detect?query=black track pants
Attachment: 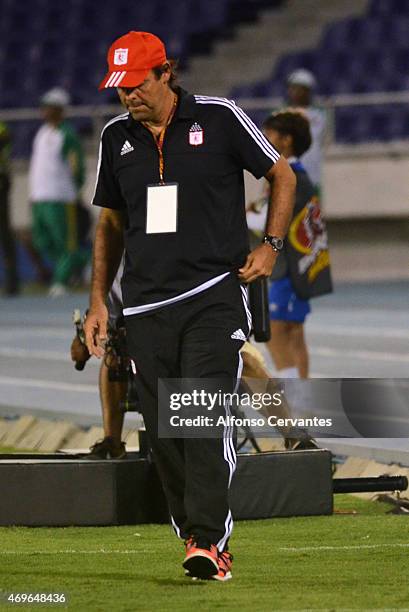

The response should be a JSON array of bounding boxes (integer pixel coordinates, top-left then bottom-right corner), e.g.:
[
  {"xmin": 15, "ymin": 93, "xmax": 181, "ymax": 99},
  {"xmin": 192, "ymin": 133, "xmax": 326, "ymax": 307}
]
[{"xmin": 125, "ymin": 274, "xmax": 251, "ymax": 550}]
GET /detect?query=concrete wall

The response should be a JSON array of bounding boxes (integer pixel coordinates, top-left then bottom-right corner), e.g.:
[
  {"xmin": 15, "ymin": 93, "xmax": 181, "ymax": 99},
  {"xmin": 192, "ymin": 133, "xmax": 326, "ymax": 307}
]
[
  {"xmin": 9, "ymin": 152, "xmax": 409, "ymax": 282},
  {"xmin": 244, "ymin": 153, "xmax": 409, "ymax": 219},
  {"xmin": 11, "ymin": 152, "xmax": 409, "ymax": 228}
]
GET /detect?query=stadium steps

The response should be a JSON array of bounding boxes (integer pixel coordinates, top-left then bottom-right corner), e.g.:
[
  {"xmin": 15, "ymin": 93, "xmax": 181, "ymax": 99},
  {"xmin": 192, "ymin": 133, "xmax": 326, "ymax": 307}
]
[
  {"xmin": 182, "ymin": 0, "xmax": 368, "ymax": 96},
  {"xmin": 0, "ymin": 415, "xmax": 37, "ymax": 448},
  {"xmin": 0, "ymin": 416, "xmax": 141, "ymax": 453}
]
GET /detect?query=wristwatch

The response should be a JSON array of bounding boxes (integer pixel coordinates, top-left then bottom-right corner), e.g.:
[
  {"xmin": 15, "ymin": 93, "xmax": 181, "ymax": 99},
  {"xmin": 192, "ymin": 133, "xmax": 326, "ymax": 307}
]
[{"xmin": 262, "ymin": 235, "xmax": 284, "ymax": 252}]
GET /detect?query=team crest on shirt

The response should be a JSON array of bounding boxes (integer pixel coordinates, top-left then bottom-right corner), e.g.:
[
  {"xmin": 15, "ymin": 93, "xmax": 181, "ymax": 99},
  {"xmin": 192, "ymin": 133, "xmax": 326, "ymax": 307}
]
[
  {"xmin": 189, "ymin": 122, "xmax": 204, "ymax": 146},
  {"xmin": 114, "ymin": 48, "xmax": 128, "ymax": 65}
]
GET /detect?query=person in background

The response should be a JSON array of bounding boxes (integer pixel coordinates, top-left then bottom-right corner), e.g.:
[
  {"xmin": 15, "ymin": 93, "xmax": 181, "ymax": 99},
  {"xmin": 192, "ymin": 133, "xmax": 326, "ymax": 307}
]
[
  {"xmin": 249, "ymin": 111, "xmax": 332, "ymax": 379},
  {"xmin": 71, "ymin": 259, "xmax": 128, "ymax": 460},
  {"xmin": 0, "ymin": 121, "xmax": 19, "ymax": 296},
  {"xmin": 286, "ymin": 69, "xmax": 327, "ymax": 193},
  {"xmin": 28, "ymin": 88, "xmax": 89, "ymax": 297}
]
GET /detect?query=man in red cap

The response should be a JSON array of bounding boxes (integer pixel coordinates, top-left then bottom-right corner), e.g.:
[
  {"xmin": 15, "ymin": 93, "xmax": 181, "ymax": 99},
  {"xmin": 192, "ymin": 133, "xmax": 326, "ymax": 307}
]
[{"xmin": 85, "ymin": 31, "xmax": 295, "ymax": 581}]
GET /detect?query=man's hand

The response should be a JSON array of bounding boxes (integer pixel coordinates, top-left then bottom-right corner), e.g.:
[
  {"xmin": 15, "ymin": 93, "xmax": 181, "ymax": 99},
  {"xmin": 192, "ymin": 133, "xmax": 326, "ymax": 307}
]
[
  {"xmin": 246, "ymin": 196, "xmax": 268, "ymax": 214},
  {"xmin": 238, "ymin": 243, "xmax": 277, "ymax": 283},
  {"xmin": 84, "ymin": 303, "xmax": 109, "ymax": 358}
]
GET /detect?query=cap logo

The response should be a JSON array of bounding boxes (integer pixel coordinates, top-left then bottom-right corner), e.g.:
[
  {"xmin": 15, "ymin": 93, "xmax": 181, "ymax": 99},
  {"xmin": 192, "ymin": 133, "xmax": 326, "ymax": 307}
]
[{"xmin": 114, "ymin": 48, "xmax": 129, "ymax": 66}]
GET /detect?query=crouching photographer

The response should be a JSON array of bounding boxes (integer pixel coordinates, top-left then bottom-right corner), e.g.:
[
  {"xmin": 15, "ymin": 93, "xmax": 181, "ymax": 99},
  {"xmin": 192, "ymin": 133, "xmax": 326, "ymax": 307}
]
[{"xmin": 70, "ymin": 267, "xmax": 132, "ymax": 459}]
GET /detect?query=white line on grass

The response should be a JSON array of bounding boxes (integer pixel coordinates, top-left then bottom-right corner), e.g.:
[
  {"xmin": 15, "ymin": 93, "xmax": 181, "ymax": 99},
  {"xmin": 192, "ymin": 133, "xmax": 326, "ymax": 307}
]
[
  {"xmin": 0, "ymin": 550, "xmax": 148, "ymax": 555},
  {"xmin": 2, "ymin": 543, "xmax": 409, "ymax": 555},
  {"xmin": 280, "ymin": 542, "xmax": 409, "ymax": 552}
]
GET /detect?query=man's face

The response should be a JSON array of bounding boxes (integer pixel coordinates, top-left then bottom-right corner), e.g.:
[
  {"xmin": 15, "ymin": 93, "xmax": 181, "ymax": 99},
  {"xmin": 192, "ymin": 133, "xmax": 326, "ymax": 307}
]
[
  {"xmin": 287, "ymin": 84, "xmax": 311, "ymax": 107},
  {"xmin": 42, "ymin": 105, "xmax": 64, "ymax": 124},
  {"xmin": 117, "ymin": 69, "xmax": 168, "ymax": 121}
]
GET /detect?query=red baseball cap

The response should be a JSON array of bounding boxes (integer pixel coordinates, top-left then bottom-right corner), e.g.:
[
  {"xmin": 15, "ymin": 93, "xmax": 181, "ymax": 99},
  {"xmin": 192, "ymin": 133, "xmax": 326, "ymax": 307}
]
[{"xmin": 99, "ymin": 31, "xmax": 167, "ymax": 90}]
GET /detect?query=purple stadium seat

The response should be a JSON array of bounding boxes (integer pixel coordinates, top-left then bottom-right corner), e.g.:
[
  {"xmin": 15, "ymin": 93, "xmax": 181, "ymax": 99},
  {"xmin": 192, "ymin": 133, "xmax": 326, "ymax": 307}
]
[
  {"xmin": 242, "ymin": 80, "xmax": 274, "ymax": 99},
  {"xmin": 320, "ymin": 18, "xmax": 356, "ymax": 51},
  {"xmin": 368, "ymin": 106, "xmax": 399, "ymax": 141},
  {"xmin": 370, "ymin": 0, "xmax": 409, "ymax": 17},
  {"xmin": 335, "ymin": 104, "xmax": 409, "ymax": 143},
  {"xmin": 384, "ymin": 106, "xmax": 409, "ymax": 139},
  {"xmin": 7, "ymin": 0, "xmax": 409, "ymax": 147},
  {"xmin": 246, "ymin": 108, "xmax": 270, "ymax": 128},
  {"xmin": 153, "ymin": 1, "xmax": 193, "ymax": 57},
  {"xmin": 272, "ymin": 50, "xmax": 317, "ymax": 87},
  {"xmin": 258, "ymin": 81, "xmax": 277, "ymax": 97},
  {"xmin": 11, "ymin": 122, "xmax": 40, "ymax": 158},
  {"xmin": 193, "ymin": 0, "xmax": 230, "ymax": 31},
  {"xmin": 0, "ymin": 0, "xmax": 283, "ymax": 114},
  {"xmin": 230, "ymin": 84, "xmax": 254, "ymax": 98},
  {"xmin": 387, "ymin": 17, "xmax": 409, "ymax": 48},
  {"xmin": 335, "ymin": 107, "xmax": 373, "ymax": 143},
  {"xmin": 356, "ymin": 18, "xmax": 386, "ymax": 47},
  {"xmin": 314, "ymin": 51, "xmax": 350, "ymax": 88},
  {"xmin": 321, "ymin": 17, "xmax": 390, "ymax": 53}
]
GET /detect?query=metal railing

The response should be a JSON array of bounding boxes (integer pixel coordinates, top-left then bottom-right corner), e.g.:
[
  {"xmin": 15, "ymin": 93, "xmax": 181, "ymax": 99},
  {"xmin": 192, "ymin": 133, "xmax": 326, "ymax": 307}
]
[
  {"xmin": 236, "ymin": 91, "xmax": 409, "ymax": 157},
  {"xmin": 1, "ymin": 90, "xmax": 409, "ymax": 158}
]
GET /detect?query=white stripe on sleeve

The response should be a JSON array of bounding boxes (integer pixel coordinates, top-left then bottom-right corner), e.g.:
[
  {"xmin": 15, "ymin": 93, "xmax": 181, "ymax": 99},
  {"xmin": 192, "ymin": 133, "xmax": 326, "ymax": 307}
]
[
  {"xmin": 194, "ymin": 95, "xmax": 280, "ymax": 163},
  {"xmin": 91, "ymin": 112, "xmax": 129, "ymax": 203}
]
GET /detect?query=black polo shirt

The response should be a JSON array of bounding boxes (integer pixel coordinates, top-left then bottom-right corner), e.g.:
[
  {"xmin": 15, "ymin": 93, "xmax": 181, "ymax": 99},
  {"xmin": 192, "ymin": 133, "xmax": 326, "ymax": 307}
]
[{"xmin": 92, "ymin": 88, "xmax": 280, "ymax": 313}]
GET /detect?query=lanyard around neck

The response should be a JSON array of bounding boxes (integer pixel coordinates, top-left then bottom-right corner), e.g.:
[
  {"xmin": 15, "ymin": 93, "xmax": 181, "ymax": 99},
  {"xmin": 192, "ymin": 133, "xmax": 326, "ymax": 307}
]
[{"xmin": 144, "ymin": 95, "xmax": 178, "ymax": 184}]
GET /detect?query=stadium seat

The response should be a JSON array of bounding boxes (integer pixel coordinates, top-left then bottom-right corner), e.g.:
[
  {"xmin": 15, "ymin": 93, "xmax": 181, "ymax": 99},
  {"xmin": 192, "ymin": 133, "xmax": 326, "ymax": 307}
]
[
  {"xmin": 11, "ymin": 122, "xmax": 41, "ymax": 158},
  {"xmin": 273, "ymin": 50, "xmax": 317, "ymax": 84},
  {"xmin": 229, "ymin": 0, "xmax": 409, "ymax": 142},
  {"xmin": 335, "ymin": 103, "xmax": 409, "ymax": 143},
  {"xmin": 335, "ymin": 107, "xmax": 369, "ymax": 143},
  {"xmin": 370, "ymin": 0, "xmax": 409, "ymax": 17},
  {"xmin": 0, "ymin": 0, "xmax": 284, "ymax": 113},
  {"xmin": 387, "ymin": 17, "xmax": 409, "ymax": 48},
  {"xmin": 3, "ymin": 0, "xmax": 407, "ymax": 147},
  {"xmin": 319, "ymin": 18, "xmax": 357, "ymax": 52}
]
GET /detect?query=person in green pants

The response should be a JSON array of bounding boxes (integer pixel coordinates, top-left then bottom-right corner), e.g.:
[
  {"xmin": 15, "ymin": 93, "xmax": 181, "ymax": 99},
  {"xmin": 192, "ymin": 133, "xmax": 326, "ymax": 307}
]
[{"xmin": 28, "ymin": 87, "xmax": 90, "ymax": 296}]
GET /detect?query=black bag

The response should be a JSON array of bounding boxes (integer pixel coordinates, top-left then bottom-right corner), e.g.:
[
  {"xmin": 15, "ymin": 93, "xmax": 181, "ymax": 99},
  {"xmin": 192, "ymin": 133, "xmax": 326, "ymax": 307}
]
[{"xmin": 248, "ymin": 277, "xmax": 270, "ymax": 342}]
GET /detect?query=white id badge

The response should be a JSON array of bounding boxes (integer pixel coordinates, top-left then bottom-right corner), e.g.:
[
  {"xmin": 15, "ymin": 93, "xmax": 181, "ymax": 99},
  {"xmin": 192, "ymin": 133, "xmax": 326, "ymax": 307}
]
[{"xmin": 146, "ymin": 183, "xmax": 178, "ymax": 234}]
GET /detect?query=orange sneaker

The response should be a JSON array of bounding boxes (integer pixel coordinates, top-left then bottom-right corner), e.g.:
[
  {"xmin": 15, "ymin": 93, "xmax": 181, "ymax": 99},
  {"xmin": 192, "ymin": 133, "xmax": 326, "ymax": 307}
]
[
  {"xmin": 212, "ymin": 551, "xmax": 233, "ymax": 582},
  {"xmin": 183, "ymin": 536, "xmax": 219, "ymax": 579}
]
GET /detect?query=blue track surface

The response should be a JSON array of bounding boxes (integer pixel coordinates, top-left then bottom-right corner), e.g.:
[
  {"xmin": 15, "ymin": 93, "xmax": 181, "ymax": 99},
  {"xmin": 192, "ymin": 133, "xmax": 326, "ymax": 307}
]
[{"xmin": 0, "ymin": 281, "xmax": 408, "ymax": 461}]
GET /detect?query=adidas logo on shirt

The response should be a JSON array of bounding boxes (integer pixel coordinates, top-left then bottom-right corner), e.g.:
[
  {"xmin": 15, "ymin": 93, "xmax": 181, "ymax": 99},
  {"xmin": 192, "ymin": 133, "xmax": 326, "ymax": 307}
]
[
  {"xmin": 121, "ymin": 140, "xmax": 134, "ymax": 155},
  {"xmin": 230, "ymin": 328, "xmax": 247, "ymax": 341}
]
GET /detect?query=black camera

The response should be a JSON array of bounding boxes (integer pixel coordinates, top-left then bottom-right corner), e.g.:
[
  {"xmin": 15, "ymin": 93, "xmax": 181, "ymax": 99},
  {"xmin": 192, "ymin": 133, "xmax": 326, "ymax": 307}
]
[
  {"xmin": 72, "ymin": 310, "xmax": 129, "ymax": 381},
  {"xmin": 104, "ymin": 319, "xmax": 129, "ymax": 382}
]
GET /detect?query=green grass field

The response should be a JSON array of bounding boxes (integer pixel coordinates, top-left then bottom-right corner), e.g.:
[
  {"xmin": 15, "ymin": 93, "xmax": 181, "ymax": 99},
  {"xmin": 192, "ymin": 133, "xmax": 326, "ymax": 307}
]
[{"xmin": 1, "ymin": 495, "xmax": 408, "ymax": 611}]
